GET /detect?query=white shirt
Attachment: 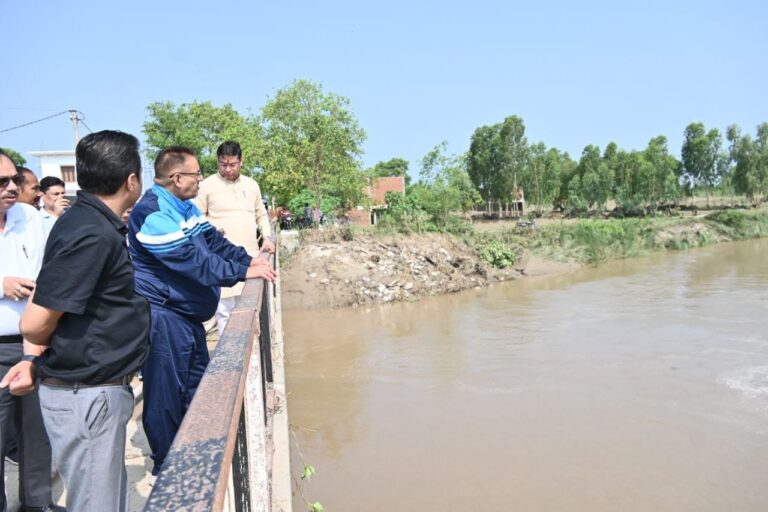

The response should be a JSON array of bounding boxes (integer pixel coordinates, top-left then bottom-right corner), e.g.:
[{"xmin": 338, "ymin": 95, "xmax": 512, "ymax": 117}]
[
  {"xmin": 0, "ymin": 203, "xmax": 47, "ymax": 335},
  {"xmin": 39, "ymin": 207, "xmax": 57, "ymax": 235}
]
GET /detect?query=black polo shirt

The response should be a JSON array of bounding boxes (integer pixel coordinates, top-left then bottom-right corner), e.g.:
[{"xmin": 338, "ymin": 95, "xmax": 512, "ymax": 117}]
[{"xmin": 33, "ymin": 190, "xmax": 150, "ymax": 384}]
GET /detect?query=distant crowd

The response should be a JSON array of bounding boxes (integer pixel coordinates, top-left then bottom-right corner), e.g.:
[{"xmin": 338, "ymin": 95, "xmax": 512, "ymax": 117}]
[{"xmin": 0, "ymin": 133, "xmax": 276, "ymax": 511}]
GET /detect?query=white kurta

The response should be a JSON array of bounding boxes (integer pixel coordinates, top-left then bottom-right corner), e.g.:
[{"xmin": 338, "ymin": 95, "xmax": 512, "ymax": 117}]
[{"xmin": 195, "ymin": 173, "xmax": 271, "ymax": 298}]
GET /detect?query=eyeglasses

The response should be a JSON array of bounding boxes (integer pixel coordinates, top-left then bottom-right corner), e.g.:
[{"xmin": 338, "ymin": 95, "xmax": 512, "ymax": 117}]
[
  {"xmin": 170, "ymin": 170, "xmax": 203, "ymax": 179},
  {"xmin": 0, "ymin": 174, "xmax": 24, "ymax": 188}
]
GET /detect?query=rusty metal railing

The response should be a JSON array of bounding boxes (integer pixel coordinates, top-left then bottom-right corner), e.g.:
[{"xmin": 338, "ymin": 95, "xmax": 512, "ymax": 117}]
[{"xmin": 144, "ymin": 249, "xmax": 291, "ymax": 511}]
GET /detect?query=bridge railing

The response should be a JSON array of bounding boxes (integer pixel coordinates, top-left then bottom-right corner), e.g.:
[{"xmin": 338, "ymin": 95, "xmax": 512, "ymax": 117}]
[{"xmin": 144, "ymin": 249, "xmax": 291, "ymax": 512}]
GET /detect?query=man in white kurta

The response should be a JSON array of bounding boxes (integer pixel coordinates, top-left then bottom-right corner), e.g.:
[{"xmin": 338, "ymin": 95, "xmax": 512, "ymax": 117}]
[{"xmin": 195, "ymin": 141, "xmax": 275, "ymax": 335}]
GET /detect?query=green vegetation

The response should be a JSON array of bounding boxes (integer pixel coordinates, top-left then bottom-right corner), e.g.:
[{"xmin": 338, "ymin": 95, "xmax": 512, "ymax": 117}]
[
  {"xmin": 1, "ymin": 147, "xmax": 26, "ymax": 166},
  {"xmin": 478, "ymin": 240, "xmax": 520, "ymax": 268},
  {"xmin": 473, "ymin": 209, "xmax": 768, "ymax": 266},
  {"xmin": 143, "ymin": 101, "xmax": 261, "ymax": 175},
  {"xmin": 142, "ymin": 82, "xmax": 767, "ymax": 225},
  {"xmin": 143, "ymin": 79, "xmax": 367, "ymax": 210}
]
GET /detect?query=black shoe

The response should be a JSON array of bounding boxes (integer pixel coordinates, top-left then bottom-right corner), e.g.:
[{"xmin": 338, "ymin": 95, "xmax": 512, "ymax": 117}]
[{"xmin": 21, "ymin": 504, "xmax": 67, "ymax": 512}]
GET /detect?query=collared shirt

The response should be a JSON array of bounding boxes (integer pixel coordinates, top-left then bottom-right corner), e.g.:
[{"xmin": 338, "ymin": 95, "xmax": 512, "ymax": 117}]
[
  {"xmin": 38, "ymin": 207, "xmax": 58, "ymax": 234},
  {"xmin": 33, "ymin": 190, "xmax": 150, "ymax": 384},
  {"xmin": 194, "ymin": 173, "xmax": 271, "ymax": 298},
  {"xmin": 0, "ymin": 203, "xmax": 47, "ymax": 335}
]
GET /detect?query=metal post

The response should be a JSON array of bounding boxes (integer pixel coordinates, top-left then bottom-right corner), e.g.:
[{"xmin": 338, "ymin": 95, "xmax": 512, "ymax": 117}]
[{"xmin": 68, "ymin": 110, "xmax": 80, "ymax": 146}]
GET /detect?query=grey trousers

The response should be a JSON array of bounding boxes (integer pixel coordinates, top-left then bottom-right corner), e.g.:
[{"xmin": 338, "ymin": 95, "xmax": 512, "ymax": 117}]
[
  {"xmin": 39, "ymin": 382, "xmax": 134, "ymax": 512},
  {"xmin": 0, "ymin": 343, "xmax": 53, "ymax": 511}
]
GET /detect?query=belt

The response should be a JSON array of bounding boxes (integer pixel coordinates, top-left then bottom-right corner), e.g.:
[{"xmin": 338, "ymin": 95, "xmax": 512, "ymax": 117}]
[
  {"xmin": 0, "ymin": 335, "xmax": 22, "ymax": 344},
  {"xmin": 41, "ymin": 373, "xmax": 136, "ymax": 388}
]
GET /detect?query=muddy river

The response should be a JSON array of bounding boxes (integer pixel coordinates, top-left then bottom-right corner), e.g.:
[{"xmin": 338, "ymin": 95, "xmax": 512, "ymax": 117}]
[{"xmin": 284, "ymin": 238, "xmax": 768, "ymax": 511}]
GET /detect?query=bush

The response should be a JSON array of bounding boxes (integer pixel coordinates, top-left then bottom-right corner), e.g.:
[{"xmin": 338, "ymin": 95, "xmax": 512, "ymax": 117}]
[{"xmin": 478, "ymin": 240, "xmax": 519, "ymax": 268}]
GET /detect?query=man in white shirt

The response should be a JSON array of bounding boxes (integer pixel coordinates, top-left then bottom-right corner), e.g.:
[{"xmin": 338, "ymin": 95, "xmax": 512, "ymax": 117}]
[
  {"xmin": 38, "ymin": 177, "xmax": 69, "ymax": 233},
  {"xmin": 194, "ymin": 141, "xmax": 275, "ymax": 335},
  {"xmin": 0, "ymin": 150, "xmax": 64, "ymax": 512},
  {"xmin": 17, "ymin": 169, "xmax": 41, "ymax": 209}
]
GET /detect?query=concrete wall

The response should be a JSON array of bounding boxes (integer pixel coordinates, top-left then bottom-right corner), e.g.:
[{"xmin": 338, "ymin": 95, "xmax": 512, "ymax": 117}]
[{"xmin": 28, "ymin": 150, "xmax": 77, "ymax": 195}]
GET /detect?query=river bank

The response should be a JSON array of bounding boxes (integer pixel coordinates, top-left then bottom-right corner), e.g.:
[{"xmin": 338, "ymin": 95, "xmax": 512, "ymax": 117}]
[{"xmin": 280, "ymin": 208, "xmax": 768, "ymax": 310}]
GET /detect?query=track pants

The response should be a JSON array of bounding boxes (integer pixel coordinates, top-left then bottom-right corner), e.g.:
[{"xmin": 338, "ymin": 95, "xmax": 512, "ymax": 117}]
[{"xmin": 142, "ymin": 306, "xmax": 209, "ymax": 475}]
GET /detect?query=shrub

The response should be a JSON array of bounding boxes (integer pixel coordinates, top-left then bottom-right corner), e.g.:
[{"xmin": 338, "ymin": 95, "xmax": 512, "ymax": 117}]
[{"xmin": 478, "ymin": 240, "xmax": 518, "ymax": 268}]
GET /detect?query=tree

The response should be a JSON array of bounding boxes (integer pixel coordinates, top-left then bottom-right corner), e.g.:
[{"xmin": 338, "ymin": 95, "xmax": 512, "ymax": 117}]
[
  {"xmin": 143, "ymin": 101, "xmax": 262, "ymax": 175},
  {"xmin": 681, "ymin": 122, "xmax": 725, "ymax": 203},
  {"xmin": 370, "ymin": 158, "xmax": 410, "ymax": 186},
  {"xmin": 525, "ymin": 143, "xmax": 566, "ymax": 213},
  {"xmin": 258, "ymin": 79, "xmax": 367, "ymax": 208},
  {"xmin": 467, "ymin": 115, "xmax": 529, "ymax": 215},
  {"xmin": 568, "ymin": 145, "xmax": 613, "ymax": 213},
  {"xmin": 642, "ymin": 136, "xmax": 681, "ymax": 209},
  {"xmin": 467, "ymin": 124, "xmax": 498, "ymax": 212},
  {"xmin": 728, "ymin": 123, "xmax": 768, "ymax": 202},
  {"xmin": 1, "ymin": 147, "xmax": 26, "ymax": 166},
  {"xmin": 412, "ymin": 143, "xmax": 481, "ymax": 228}
]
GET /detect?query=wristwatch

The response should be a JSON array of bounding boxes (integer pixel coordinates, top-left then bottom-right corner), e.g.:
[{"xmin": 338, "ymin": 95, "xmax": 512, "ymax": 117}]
[{"xmin": 21, "ymin": 354, "xmax": 39, "ymax": 364}]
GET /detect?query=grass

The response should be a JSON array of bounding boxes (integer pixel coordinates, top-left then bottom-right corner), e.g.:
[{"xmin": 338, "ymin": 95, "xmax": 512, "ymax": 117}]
[{"xmin": 473, "ymin": 209, "xmax": 768, "ymax": 266}]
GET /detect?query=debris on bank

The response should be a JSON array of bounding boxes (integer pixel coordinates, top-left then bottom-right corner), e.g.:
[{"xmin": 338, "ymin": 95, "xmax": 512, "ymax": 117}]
[{"xmin": 279, "ymin": 231, "xmax": 576, "ymax": 310}]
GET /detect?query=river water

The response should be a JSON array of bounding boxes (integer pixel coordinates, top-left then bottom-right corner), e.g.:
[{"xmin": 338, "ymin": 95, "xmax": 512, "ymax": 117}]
[{"xmin": 284, "ymin": 239, "xmax": 768, "ymax": 511}]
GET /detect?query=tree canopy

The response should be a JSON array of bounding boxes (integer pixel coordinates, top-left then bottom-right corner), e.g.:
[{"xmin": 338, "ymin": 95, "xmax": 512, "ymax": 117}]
[
  {"xmin": 1, "ymin": 147, "xmax": 26, "ymax": 166},
  {"xmin": 143, "ymin": 101, "xmax": 262, "ymax": 176},
  {"xmin": 257, "ymin": 79, "xmax": 367, "ymax": 208},
  {"xmin": 370, "ymin": 157, "xmax": 410, "ymax": 186}
]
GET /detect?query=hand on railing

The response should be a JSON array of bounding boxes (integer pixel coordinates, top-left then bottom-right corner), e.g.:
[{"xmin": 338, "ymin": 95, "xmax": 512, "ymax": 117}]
[{"xmin": 246, "ymin": 257, "xmax": 276, "ymax": 282}]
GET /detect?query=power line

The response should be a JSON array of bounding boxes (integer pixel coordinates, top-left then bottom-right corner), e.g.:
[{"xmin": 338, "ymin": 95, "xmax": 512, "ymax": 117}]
[
  {"xmin": 80, "ymin": 118, "xmax": 94, "ymax": 134},
  {"xmin": 0, "ymin": 110, "xmax": 70, "ymax": 134}
]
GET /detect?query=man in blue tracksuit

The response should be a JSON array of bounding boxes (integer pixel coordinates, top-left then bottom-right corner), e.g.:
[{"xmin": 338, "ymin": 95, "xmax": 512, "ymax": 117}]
[{"xmin": 128, "ymin": 146, "xmax": 275, "ymax": 477}]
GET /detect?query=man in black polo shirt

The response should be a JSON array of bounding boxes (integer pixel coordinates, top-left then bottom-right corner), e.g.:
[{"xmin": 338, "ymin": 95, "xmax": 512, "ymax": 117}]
[{"xmin": 2, "ymin": 131, "xmax": 149, "ymax": 512}]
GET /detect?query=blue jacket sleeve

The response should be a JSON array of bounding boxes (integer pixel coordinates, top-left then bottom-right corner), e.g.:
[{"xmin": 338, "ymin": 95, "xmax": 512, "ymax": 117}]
[{"xmin": 135, "ymin": 211, "xmax": 249, "ymax": 287}]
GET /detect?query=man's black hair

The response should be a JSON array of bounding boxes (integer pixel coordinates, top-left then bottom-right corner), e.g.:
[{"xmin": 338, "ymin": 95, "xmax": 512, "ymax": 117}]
[
  {"xmin": 154, "ymin": 146, "xmax": 196, "ymax": 179},
  {"xmin": 76, "ymin": 130, "xmax": 141, "ymax": 195},
  {"xmin": 40, "ymin": 176, "xmax": 65, "ymax": 193},
  {"xmin": 216, "ymin": 140, "xmax": 242, "ymax": 160}
]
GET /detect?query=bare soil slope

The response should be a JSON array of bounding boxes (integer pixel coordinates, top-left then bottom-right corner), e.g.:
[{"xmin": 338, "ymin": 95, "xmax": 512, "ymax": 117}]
[{"xmin": 280, "ymin": 231, "xmax": 579, "ymax": 310}]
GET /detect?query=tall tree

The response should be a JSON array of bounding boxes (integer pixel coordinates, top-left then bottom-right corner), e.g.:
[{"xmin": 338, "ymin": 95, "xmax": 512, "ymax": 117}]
[
  {"xmin": 570, "ymin": 145, "xmax": 613, "ymax": 212},
  {"xmin": 643, "ymin": 136, "xmax": 681, "ymax": 210},
  {"xmin": 467, "ymin": 115, "xmax": 528, "ymax": 214},
  {"xmin": 258, "ymin": 79, "xmax": 367, "ymax": 208},
  {"xmin": 143, "ymin": 101, "xmax": 262, "ymax": 175},
  {"xmin": 467, "ymin": 124, "xmax": 498, "ymax": 212},
  {"xmin": 681, "ymin": 122, "xmax": 724, "ymax": 203},
  {"xmin": 728, "ymin": 123, "xmax": 768, "ymax": 202},
  {"xmin": 498, "ymin": 115, "xmax": 529, "ymax": 214},
  {"xmin": 525, "ymin": 143, "xmax": 566, "ymax": 212}
]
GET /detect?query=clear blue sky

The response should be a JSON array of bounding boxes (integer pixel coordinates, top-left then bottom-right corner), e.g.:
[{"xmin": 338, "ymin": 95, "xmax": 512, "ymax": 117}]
[{"xmin": 2, "ymin": 0, "xmax": 767, "ymax": 178}]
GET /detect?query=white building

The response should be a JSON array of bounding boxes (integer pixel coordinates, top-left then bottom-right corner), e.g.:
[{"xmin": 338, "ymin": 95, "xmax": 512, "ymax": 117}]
[
  {"xmin": 28, "ymin": 149, "xmax": 155, "ymax": 195},
  {"xmin": 28, "ymin": 150, "xmax": 78, "ymax": 196}
]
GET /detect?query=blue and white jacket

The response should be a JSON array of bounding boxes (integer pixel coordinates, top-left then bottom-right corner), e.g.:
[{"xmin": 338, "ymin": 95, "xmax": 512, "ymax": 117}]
[{"xmin": 128, "ymin": 185, "xmax": 252, "ymax": 321}]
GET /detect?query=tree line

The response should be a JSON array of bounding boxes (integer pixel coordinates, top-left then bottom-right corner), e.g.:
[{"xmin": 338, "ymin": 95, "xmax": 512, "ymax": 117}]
[
  {"xmin": 467, "ymin": 116, "xmax": 768, "ymax": 217},
  {"xmin": 140, "ymin": 82, "xmax": 766, "ymax": 222}
]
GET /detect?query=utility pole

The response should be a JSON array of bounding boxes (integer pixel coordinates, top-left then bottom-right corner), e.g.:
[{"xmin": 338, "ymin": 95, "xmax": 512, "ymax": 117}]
[{"xmin": 68, "ymin": 109, "xmax": 80, "ymax": 146}]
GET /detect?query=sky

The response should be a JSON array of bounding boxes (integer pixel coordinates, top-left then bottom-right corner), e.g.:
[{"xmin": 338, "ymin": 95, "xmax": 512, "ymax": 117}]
[{"xmin": 2, "ymin": 0, "xmax": 767, "ymax": 180}]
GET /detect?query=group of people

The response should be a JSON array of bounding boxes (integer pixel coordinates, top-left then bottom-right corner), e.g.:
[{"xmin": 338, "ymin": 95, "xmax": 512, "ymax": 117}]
[{"xmin": 0, "ymin": 133, "xmax": 276, "ymax": 511}]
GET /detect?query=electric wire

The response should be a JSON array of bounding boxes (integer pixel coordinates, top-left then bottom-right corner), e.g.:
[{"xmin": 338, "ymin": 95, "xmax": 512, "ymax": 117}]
[{"xmin": 0, "ymin": 110, "xmax": 70, "ymax": 134}]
